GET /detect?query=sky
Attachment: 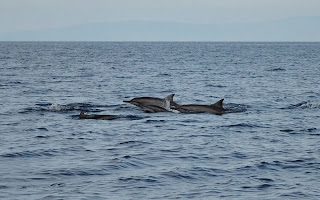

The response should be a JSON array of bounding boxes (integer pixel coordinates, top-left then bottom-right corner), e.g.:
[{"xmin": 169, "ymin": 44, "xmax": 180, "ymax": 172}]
[
  {"xmin": 0, "ymin": 0, "xmax": 320, "ymax": 41},
  {"xmin": 1, "ymin": 0, "xmax": 320, "ymax": 41}
]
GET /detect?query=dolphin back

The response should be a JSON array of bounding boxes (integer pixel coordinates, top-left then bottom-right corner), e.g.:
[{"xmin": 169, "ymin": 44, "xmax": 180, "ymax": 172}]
[
  {"xmin": 79, "ymin": 111, "xmax": 118, "ymax": 120},
  {"xmin": 123, "ymin": 94, "xmax": 179, "ymax": 113}
]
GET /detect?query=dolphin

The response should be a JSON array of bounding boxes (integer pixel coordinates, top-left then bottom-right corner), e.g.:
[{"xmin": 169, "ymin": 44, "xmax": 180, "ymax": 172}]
[
  {"xmin": 79, "ymin": 111, "xmax": 118, "ymax": 120},
  {"xmin": 174, "ymin": 99, "xmax": 226, "ymax": 115},
  {"xmin": 123, "ymin": 94, "xmax": 179, "ymax": 113}
]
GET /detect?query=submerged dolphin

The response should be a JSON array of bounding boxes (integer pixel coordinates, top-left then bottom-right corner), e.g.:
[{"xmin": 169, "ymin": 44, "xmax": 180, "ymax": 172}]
[
  {"xmin": 123, "ymin": 94, "xmax": 179, "ymax": 113},
  {"xmin": 174, "ymin": 99, "xmax": 226, "ymax": 115},
  {"xmin": 79, "ymin": 111, "xmax": 118, "ymax": 120}
]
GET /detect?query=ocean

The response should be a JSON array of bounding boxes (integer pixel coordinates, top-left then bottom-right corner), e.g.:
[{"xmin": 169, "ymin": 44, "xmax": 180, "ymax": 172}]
[{"xmin": 0, "ymin": 42, "xmax": 319, "ymax": 199}]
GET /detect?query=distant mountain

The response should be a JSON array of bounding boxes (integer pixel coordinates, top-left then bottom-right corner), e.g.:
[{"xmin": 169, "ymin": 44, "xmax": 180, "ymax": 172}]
[{"xmin": 1, "ymin": 16, "xmax": 319, "ymax": 41}]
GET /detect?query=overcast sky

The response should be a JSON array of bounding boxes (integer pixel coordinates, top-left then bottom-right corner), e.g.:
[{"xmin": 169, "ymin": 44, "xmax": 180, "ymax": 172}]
[{"xmin": 1, "ymin": 0, "xmax": 320, "ymax": 33}]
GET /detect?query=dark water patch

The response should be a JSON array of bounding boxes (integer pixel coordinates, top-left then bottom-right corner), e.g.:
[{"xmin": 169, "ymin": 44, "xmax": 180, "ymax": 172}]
[
  {"xmin": 0, "ymin": 81, "xmax": 28, "ymax": 89},
  {"xmin": 35, "ymin": 135, "xmax": 50, "ymax": 139},
  {"xmin": 221, "ymin": 123, "xmax": 262, "ymax": 128},
  {"xmin": 230, "ymin": 151, "xmax": 248, "ymax": 159},
  {"xmin": 7, "ymin": 81, "xmax": 24, "ymax": 85},
  {"xmin": 255, "ymin": 160, "xmax": 310, "ymax": 171},
  {"xmin": 178, "ymin": 155, "xmax": 201, "ymax": 161},
  {"xmin": 280, "ymin": 128, "xmax": 319, "ymax": 135},
  {"xmin": 37, "ymin": 127, "xmax": 48, "ymax": 131},
  {"xmin": 0, "ymin": 185, "xmax": 10, "ymax": 189},
  {"xmin": 161, "ymin": 170, "xmax": 196, "ymax": 181},
  {"xmin": 189, "ymin": 133, "xmax": 219, "ymax": 138},
  {"xmin": 280, "ymin": 129, "xmax": 295, "ymax": 133},
  {"xmin": 28, "ymin": 177, "xmax": 49, "ymax": 181},
  {"xmin": 257, "ymin": 178, "xmax": 274, "ymax": 182},
  {"xmin": 122, "ymin": 115, "xmax": 149, "ymax": 120},
  {"xmin": 1, "ymin": 147, "xmax": 88, "ymax": 158},
  {"xmin": 145, "ymin": 119, "xmax": 167, "ymax": 123},
  {"xmin": 252, "ymin": 161, "xmax": 282, "ymax": 171},
  {"xmin": 118, "ymin": 140, "xmax": 150, "ymax": 148},
  {"xmin": 205, "ymin": 84, "xmax": 227, "ymax": 88},
  {"xmin": 118, "ymin": 176, "xmax": 158, "ymax": 183},
  {"xmin": 242, "ymin": 183, "xmax": 273, "ymax": 190},
  {"xmin": 123, "ymin": 155, "xmax": 131, "ymax": 159},
  {"xmin": 266, "ymin": 67, "xmax": 286, "ymax": 72},
  {"xmin": 119, "ymin": 141, "xmax": 137, "ymax": 145},
  {"xmin": 280, "ymin": 192, "xmax": 309, "ymax": 198},
  {"xmin": 1, "ymin": 149, "xmax": 60, "ymax": 158},
  {"xmin": 49, "ymin": 182, "xmax": 66, "ymax": 188},
  {"xmin": 160, "ymin": 147, "xmax": 184, "ymax": 153},
  {"xmin": 41, "ymin": 168, "xmax": 111, "ymax": 177},
  {"xmin": 113, "ymin": 104, "xmax": 134, "ymax": 111},
  {"xmin": 109, "ymin": 158, "xmax": 144, "ymax": 170},
  {"xmin": 307, "ymin": 128, "xmax": 317, "ymax": 132},
  {"xmin": 0, "ymin": 56, "xmax": 12, "ymax": 59},
  {"xmin": 180, "ymin": 119, "xmax": 202, "ymax": 123},
  {"xmin": 190, "ymin": 167, "xmax": 229, "ymax": 177},
  {"xmin": 156, "ymin": 73, "xmax": 171, "ymax": 77},
  {"xmin": 300, "ymin": 91, "xmax": 320, "ymax": 99},
  {"xmin": 287, "ymin": 159, "xmax": 306, "ymax": 163},
  {"xmin": 3, "ymin": 122, "xmax": 20, "ymax": 126}
]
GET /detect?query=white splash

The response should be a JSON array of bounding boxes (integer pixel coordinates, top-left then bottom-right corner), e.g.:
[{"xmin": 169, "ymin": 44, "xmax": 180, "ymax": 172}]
[
  {"xmin": 47, "ymin": 103, "xmax": 72, "ymax": 111},
  {"xmin": 310, "ymin": 104, "xmax": 320, "ymax": 109}
]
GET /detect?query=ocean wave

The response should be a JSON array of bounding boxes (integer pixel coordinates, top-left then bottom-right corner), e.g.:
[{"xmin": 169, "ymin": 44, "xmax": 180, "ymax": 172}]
[
  {"xmin": 224, "ymin": 103, "xmax": 248, "ymax": 113},
  {"xmin": 161, "ymin": 170, "xmax": 197, "ymax": 180},
  {"xmin": 220, "ymin": 123, "xmax": 263, "ymax": 128},
  {"xmin": 40, "ymin": 168, "xmax": 111, "ymax": 177},
  {"xmin": 280, "ymin": 128, "xmax": 319, "ymax": 135},
  {"xmin": 118, "ymin": 140, "xmax": 151, "ymax": 147},
  {"xmin": 145, "ymin": 119, "xmax": 167, "ymax": 123},
  {"xmin": 1, "ymin": 147, "xmax": 88, "ymax": 158},
  {"xmin": 118, "ymin": 176, "xmax": 158, "ymax": 183},
  {"xmin": 1, "ymin": 149, "xmax": 61, "ymax": 158}
]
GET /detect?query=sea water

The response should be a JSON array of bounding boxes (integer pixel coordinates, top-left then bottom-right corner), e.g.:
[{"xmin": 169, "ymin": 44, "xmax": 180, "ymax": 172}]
[{"xmin": 0, "ymin": 42, "xmax": 320, "ymax": 199}]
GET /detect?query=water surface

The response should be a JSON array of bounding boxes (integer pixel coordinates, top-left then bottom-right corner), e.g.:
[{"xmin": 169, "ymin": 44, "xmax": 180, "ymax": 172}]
[{"xmin": 0, "ymin": 42, "xmax": 320, "ymax": 199}]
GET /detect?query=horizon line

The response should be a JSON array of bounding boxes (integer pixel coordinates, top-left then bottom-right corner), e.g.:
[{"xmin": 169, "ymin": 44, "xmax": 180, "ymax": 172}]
[{"xmin": 1, "ymin": 40, "xmax": 319, "ymax": 43}]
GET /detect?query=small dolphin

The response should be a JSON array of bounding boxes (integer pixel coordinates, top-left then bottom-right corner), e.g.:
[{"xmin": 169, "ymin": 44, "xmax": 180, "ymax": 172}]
[
  {"xmin": 123, "ymin": 94, "xmax": 179, "ymax": 113},
  {"xmin": 174, "ymin": 99, "xmax": 226, "ymax": 115},
  {"xmin": 79, "ymin": 111, "xmax": 118, "ymax": 120}
]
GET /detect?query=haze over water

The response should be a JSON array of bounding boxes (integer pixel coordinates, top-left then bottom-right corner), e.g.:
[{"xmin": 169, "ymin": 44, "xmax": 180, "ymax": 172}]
[{"xmin": 0, "ymin": 42, "xmax": 320, "ymax": 199}]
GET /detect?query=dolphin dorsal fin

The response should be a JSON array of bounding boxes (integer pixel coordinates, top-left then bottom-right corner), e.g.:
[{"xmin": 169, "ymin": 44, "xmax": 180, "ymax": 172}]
[
  {"xmin": 163, "ymin": 94, "xmax": 174, "ymax": 109},
  {"xmin": 163, "ymin": 94, "xmax": 180, "ymax": 113},
  {"xmin": 164, "ymin": 94, "xmax": 175, "ymax": 102},
  {"xmin": 163, "ymin": 94, "xmax": 174, "ymax": 106},
  {"xmin": 80, "ymin": 111, "xmax": 86, "ymax": 118},
  {"xmin": 211, "ymin": 99, "xmax": 224, "ymax": 108}
]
